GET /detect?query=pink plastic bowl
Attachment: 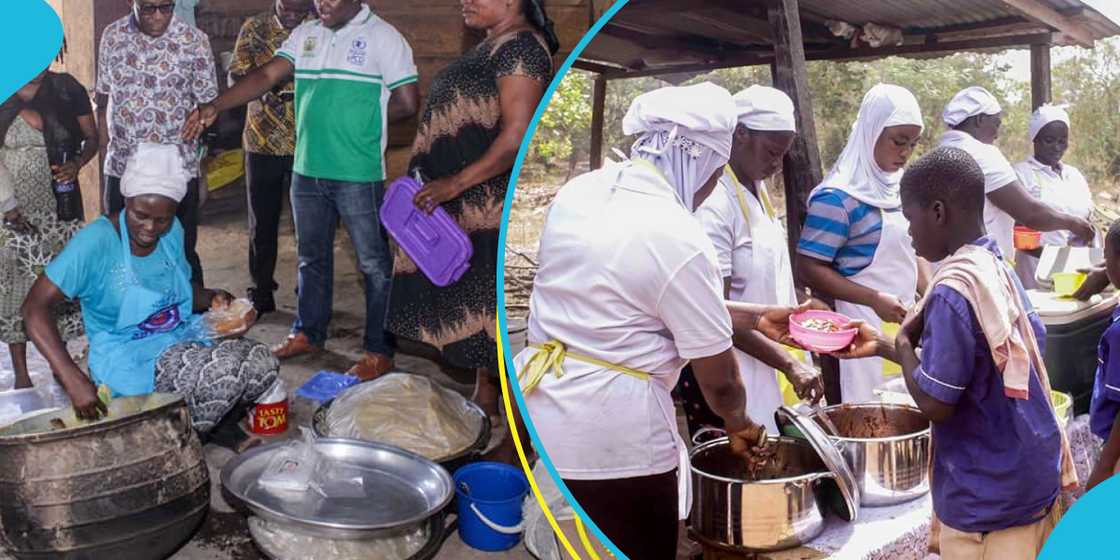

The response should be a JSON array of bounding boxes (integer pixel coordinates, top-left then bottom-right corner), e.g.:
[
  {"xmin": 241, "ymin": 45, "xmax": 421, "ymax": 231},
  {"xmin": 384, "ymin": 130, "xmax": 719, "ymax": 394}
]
[{"xmin": 789, "ymin": 310, "xmax": 858, "ymax": 353}]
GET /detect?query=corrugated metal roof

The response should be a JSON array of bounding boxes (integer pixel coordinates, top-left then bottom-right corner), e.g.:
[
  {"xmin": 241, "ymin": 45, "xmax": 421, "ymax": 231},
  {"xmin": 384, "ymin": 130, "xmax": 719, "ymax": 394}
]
[{"xmin": 578, "ymin": 0, "xmax": 1120, "ymax": 75}]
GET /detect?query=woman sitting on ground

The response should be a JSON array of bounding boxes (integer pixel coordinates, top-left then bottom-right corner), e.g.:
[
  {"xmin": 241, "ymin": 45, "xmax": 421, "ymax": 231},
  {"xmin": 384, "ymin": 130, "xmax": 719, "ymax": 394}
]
[{"xmin": 22, "ymin": 143, "xmax": 278, "ymax": 449}]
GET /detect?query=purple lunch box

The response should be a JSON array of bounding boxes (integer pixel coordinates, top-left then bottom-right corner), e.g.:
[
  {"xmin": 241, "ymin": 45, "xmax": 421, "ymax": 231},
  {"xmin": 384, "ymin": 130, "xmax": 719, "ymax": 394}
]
[{"xmin": 381, "ymin": 176, "xmax": 473, "ymax": 287}]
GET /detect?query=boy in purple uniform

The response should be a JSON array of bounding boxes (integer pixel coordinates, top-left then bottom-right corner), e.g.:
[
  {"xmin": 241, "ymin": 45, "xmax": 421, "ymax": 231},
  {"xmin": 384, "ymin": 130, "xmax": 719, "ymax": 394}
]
[
  {"xmin": 845, "ymin": 146, "xmax": 1069, "ymax": 559},
  {"xmin": 1087, "ymin": 220, "xmax": 1120, "ymax": 491}
]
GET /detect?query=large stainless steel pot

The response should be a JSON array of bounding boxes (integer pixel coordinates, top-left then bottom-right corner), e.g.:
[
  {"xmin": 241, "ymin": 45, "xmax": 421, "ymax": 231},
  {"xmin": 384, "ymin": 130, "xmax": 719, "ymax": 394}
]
[
  {"xmin": 808, "ymin": 403, "xmax": 930, "ymax": 506},
  {"xmin": 689, "ymin": 436, "xmax": 832, "ymax": 552}
]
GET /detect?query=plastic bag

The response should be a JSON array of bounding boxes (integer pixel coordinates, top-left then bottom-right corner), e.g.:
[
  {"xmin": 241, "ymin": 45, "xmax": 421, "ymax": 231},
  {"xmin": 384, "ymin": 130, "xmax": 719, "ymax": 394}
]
[
  {"xmin": 322, "ymin": 373, "xmax": 481, "ymax": 460},
  {"xmin": 248, "ymin": 516, "xmax": 429, "ymax": 560},
  {"xmin": 201, "ymin": 298, "xmax": 256, "ymax": 339},
  {"xmin": 258, "ymin": 427, "xmax": 321, "ymax": 493}
]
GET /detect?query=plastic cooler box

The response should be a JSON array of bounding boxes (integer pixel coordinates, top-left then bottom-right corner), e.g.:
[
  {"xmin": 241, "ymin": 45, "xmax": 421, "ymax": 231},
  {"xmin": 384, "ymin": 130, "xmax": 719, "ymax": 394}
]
[
  {"xmin": 381, "ymin": 176, "xmax": 472, "ymax": 287},
  {"xmin": 1027, "ymin": 290, "xmax": 1118, "ymax": 414}
]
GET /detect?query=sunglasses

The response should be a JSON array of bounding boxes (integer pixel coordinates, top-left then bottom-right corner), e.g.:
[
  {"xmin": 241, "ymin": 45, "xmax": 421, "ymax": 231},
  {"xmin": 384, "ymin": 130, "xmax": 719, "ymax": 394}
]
[{"xmin": 135, "ymin": 2, "xmax": 176, "ymax": 16}]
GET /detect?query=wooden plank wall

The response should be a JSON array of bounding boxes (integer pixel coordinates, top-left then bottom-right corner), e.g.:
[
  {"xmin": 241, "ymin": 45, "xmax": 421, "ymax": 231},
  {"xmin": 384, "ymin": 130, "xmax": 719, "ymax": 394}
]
[
  {"xmin": 50, "ymin": 0, "xmax": 593, "ymax": 215},
  {"xmin": 198, "ymin": 0, "xmax": 592, "ymax": 179}
]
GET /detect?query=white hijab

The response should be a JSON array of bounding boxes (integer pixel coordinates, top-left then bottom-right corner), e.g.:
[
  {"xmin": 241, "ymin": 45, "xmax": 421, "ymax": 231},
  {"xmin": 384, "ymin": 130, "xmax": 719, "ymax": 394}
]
[
  {"xmin": 817, "ymin": 84, "xmax": 923, "ymax": 209},
  {"xmin": 622, "ymin": 82, "xmax": 737, "ymax": 210}
]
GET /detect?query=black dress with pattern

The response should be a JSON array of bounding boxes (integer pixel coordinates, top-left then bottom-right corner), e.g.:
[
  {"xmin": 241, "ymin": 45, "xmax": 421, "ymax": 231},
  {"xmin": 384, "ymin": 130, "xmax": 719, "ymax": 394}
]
[{"xmin": 388, "ymin": 30, "xmax": 552, "ymax": 371}]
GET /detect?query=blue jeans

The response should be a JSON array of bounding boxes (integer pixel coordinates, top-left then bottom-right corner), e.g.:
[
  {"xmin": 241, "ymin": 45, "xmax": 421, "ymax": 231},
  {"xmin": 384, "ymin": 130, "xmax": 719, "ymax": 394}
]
[{"xmin": 290, "ymin": 174, "xmax": 394, "ymax": 355}]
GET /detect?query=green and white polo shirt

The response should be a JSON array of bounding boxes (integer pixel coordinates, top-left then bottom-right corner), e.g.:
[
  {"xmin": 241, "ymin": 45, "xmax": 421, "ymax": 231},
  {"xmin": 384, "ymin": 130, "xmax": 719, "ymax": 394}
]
[{"xmin": 277, "ymin": 5, "xmax": 417, "ymax": 183}]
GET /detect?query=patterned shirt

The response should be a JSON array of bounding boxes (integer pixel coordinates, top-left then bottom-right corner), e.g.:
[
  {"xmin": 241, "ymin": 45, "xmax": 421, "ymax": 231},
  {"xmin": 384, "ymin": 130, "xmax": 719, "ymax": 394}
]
[
  {"xmin": 229, "ymin": 11, "xmax": 305, "ymax": 156},
  {"xmin": 797, "ymin": 188, "xmax": 884, "ymax": 276},
  {"xmin": 96, "ymin": 15, "xmax": 218, "ymax": 178}
]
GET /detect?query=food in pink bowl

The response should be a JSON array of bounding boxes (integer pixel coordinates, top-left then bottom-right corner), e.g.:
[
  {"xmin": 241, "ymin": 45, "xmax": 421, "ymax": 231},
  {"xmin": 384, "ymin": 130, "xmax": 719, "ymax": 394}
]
[{"xmin": 789, "ymin": 310, "xmax": 858, "ymax": 352}]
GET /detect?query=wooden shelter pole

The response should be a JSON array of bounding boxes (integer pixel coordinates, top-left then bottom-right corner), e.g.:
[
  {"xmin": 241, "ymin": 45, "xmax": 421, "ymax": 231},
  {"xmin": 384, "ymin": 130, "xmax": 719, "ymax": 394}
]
[
  {"xmin": 768, "ymin": 0, "xmax": 838, "ymax": 403},
  {"xmin": 1030, "ymin": 42, "xmax": 1052, "ymax": 110},
  {"xmin": 590, "ymin": 74, "xmax": 608, "ymax": 170}
]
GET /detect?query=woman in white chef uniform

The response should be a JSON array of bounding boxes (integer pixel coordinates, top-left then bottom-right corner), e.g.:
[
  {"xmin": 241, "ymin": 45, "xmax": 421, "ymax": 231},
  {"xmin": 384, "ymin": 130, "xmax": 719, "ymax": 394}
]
[
  {"xmin": 796, "ymin": 84, "xmax": 925, "ymax": 403},
  {"xmin": 1013, "ymin": 104, "xmax": 1097, "ymax": 289},
  {"xmin": 514, "ymin": 83, "xmax": 806, "ymax": 560},
  {"xmin": 678, "ymin": 85, "xmax": 824, "ymax": 436}
]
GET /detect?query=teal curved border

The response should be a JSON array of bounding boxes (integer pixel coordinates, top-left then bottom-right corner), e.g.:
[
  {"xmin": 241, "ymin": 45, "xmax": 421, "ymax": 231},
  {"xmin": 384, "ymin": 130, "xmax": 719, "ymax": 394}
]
[
  {"xmin": 0, "ymin": 1, "xmax": 63, "ymax": 101},
  {"xmin": 1038, "ymin": 474, "xmax": 1120, "ymax": 558},
  {"xmin": 496, "ymin": 1, "xmax": 631, "ymax": 558}
]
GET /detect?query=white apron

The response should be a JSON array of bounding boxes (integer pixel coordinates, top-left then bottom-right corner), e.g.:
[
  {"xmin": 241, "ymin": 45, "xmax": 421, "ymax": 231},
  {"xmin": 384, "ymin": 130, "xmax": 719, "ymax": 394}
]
[
  {"xmin": 725, "ymin": 171, "xmax": 802, "ymax": 432},
  {"xmin": 516, "ymin": 160, "xmax": 702, "ymax": 521},
  {"xmin": 1014, "ymin": 166, "xmax": 1096, "ymax": 289},
  {"xmin": 829, "ymin": 204, "xmax": 917, "ymax": 403}
]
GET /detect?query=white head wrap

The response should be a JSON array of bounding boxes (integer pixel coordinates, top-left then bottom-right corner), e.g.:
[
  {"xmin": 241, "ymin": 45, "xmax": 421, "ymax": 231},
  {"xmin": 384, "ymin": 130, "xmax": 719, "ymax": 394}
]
[
  {"xmin": 733, "ymin": 85, "xmax": 796, "ymax": 132},
  {"xmin": 622, "ymin": 82, "xmax": 737, "ymax": 210},
  {"xmin": 942, "ymin": 86, "xmax": 1002, "ymax": 126},
  {"xmin": 120, "ymin": 143, "xmax": 190, "ymax": 203},
  {"xmin": 818, "ymin": 83, "xmax": 923, "ymax": 209},
  {"xmin": 1029, "ymin": 104, "xmax": 1070, "ymax": 140}
]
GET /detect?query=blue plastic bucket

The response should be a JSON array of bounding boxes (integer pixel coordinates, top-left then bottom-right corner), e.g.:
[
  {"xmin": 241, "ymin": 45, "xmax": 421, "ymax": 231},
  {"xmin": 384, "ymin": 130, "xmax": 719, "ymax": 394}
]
[{"xmin": 453, "ymin": 462, "xmax": 529, "ymax": 551}]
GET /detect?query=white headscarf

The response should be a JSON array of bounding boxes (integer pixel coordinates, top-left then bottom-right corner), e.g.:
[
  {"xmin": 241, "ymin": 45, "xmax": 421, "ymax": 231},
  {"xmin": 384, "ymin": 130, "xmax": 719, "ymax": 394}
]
[
  {"xmin": 733, "ymin": 85, "xmax": 796, "ymax": 132},
  {"xmin": 942, "ymin": 86, "xmax": 1002, "ymax": 126},
  {"xmin": 623, "ymin": 82, "xmax": 737, "ymax": 210},
  {"xmin": 120, "ymin": 143, "xmax": 191, "ymax": 203},
  {"xmin": 818, "ymin": 84, "xmax": 923, "ymax": 209},
  {"xmin": 1029, "ymin": 104, "xmax": 1070, "ymax": 140}
]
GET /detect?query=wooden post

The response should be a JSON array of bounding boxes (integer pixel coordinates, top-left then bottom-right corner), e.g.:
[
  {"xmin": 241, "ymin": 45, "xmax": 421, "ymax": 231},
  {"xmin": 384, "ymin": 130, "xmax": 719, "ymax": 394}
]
[
  {"xmin": 590, "ymin": 74, "xmax": 608, "ymax": 170},
  {"xmin": 768, "ymin": 0, "xmax": 839, "ymax": 404},
  {"xmin": 1030, "ymin": 42, "xmax": 1052, "ymax": 110}
]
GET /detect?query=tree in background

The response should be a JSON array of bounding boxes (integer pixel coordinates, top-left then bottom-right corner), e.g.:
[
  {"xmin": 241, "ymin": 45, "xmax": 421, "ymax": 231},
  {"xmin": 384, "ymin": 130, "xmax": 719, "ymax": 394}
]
[{"xmin": 526, "ymin": 38, "xmax": 1119, "ymax": 192}]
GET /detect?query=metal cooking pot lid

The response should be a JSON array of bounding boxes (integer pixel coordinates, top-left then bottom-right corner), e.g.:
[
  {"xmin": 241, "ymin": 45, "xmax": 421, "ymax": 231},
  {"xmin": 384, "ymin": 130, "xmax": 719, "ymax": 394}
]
[
  {"xmin": 221, "ymin": 438, "xmax": 453, "ymax": 537},
  {"xmin": 775, "ymin": 406, "xmax": 859, "ymax": 522}
]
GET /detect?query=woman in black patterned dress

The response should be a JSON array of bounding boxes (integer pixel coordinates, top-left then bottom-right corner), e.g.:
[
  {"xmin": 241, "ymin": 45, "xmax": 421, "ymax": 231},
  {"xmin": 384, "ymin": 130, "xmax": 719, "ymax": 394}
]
[{"xmin": 389, "ymin": 0, "xmax": 556, "ymax": 418}]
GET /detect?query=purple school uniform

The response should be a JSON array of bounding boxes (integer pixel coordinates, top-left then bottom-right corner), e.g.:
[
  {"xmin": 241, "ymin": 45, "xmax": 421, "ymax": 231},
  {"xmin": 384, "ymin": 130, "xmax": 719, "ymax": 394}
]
[
  {"xmin": 1089, "ymin": 307, "xmax": 1120, "ymax": 440},
  {"xmin": 913, "ymin": 236, "xmax": 1061, "ymax": 534}
]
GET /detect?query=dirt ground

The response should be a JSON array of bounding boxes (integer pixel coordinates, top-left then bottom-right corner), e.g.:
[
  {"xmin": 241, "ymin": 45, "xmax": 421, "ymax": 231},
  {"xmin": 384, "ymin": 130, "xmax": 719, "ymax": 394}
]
[{"xmin": 152, "ymin": 178, "xmax": 534, "ymax": 560}]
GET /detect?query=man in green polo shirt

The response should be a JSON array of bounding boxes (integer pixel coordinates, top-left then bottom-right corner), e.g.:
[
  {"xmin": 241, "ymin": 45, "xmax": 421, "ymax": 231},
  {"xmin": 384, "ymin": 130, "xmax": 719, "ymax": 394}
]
[{"xmin": 183, "ymin": 0, "xmax": 419, "ymax": 379}]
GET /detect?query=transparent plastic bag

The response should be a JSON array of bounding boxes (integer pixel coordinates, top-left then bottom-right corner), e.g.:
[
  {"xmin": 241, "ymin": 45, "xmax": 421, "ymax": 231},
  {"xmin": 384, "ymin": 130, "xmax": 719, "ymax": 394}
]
[
  {"xmin": 248, "ymin": 516, "xmax": 429, "ymax": 560},
  {"xmin": 201, "ymin": 297, "xmax": 256, "ymax": 339},
  {"xmin": 258, "ymin": 427, "xmax": 321, "ymax": 493},
  {"xmin": 322, "ymin": 373, "xmax": 480, "ymax": 460}
]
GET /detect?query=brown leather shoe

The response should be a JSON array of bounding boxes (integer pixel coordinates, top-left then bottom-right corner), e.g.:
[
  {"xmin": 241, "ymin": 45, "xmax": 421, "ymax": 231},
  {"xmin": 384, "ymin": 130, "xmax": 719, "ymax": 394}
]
[
  {"xmin": 271, "ymin": 333, "xmax": 322, "ymax": 360},
  {"xmin": 348, "ymin": 352, "xmax": 394, "ymax": 381}
]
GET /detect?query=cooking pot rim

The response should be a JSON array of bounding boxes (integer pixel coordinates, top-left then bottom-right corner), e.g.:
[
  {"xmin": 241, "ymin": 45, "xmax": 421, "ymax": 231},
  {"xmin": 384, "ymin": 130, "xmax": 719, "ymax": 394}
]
[
  {"xmin": 808, "ymin": 402, "xmax": 931, "ymax": 443},
  {"xmin": 0, "ymin": 393, "xmax": 187, "ymax": 444},
  {"xmin": 688, "ymin": 436, "xmax": 833, "ymax": 485}
]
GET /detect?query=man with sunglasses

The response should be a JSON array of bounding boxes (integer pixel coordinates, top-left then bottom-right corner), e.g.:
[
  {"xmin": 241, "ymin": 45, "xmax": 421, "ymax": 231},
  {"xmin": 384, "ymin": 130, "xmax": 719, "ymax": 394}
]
[
  {"xmin": 229, "ymin": 0, "xmax": 315, "ymax": 316},
  {"xmin": 95, "ymin": 0, "xmax": 218, "ymax": 286}
]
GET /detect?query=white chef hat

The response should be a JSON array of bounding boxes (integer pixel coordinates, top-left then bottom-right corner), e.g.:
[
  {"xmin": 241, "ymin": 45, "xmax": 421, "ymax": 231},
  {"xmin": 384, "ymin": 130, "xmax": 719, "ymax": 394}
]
[
  {"xmin": 120, "ymin": 143, "xmax": 190, "ymax": 203},
  {"xmin": 733, "ymin": 85, "xmax": 797, "ymax": 132},
  {"xmin": 1028, "ymin": 104, "xmax": 1070, "ymax": 140},
  {"xmin": 623, "ymin": 82, "xmax": 737, "ymax": 159},
  {"xmin": 942, "ymin": 86, "xmax": 1002, "ymax": 126}
]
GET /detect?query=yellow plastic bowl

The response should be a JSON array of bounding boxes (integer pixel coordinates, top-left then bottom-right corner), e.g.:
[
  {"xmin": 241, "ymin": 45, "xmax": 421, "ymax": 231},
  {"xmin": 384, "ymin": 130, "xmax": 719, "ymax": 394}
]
[
  {"xmin": 1052, "ymin": 390, "xmax": 1072, "ymax": 428},
  {"xmin": 1052, "ymin": 272, "xmax": 1087, "ymax": 297}
]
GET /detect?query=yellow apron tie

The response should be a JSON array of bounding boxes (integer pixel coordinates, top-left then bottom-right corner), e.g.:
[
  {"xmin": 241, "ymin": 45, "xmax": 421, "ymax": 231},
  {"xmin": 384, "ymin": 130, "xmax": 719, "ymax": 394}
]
[{"xmin": 518, "ymin": 341, "xmax": 651, "ymax": 395}]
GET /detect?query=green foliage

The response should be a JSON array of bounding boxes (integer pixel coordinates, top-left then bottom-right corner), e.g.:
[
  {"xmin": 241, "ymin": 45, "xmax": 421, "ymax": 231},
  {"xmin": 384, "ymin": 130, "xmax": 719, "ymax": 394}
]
[{"xmin": 526, "ymin": 38, "xmax": 1120, "ymax": 190}]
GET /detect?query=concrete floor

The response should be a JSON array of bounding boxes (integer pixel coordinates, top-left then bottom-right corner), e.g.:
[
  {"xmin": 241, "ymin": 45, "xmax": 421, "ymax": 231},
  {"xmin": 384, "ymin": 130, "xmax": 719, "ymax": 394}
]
[{"xmin": 148, "ymin": 179, "xmax": 534, "ymax": 560}]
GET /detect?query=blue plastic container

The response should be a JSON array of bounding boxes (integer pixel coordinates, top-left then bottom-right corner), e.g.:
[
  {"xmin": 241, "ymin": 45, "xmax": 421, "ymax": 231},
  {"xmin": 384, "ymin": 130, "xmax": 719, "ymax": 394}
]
[{"xmin": 453, "ymin": 462, "xmax": 529, "ymax": 552}]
